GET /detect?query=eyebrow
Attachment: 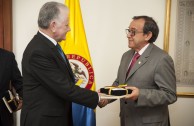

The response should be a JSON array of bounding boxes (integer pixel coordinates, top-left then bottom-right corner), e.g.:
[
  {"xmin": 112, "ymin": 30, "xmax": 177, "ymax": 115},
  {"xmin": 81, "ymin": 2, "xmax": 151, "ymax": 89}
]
[{"xmin": 129, "ymin": 28, "xmax": 137, "ymax": 30}]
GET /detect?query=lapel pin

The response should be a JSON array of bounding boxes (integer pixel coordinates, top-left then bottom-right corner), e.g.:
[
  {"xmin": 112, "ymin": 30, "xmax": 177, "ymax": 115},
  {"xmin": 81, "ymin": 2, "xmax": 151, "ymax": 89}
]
[{"xmin": 138, "ymin": 61, "xmax": 141, "ymax": 64}]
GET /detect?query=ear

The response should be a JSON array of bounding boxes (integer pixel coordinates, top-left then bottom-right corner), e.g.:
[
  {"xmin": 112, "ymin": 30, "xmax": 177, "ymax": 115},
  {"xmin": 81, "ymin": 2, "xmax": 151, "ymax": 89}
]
[
  {"xmin": 145, "ymin": 31, "xmax": 152, "ymax": 41},
  {"xmin": 50, "ymin": 21, "xmax": 56, "ymax": 33}
]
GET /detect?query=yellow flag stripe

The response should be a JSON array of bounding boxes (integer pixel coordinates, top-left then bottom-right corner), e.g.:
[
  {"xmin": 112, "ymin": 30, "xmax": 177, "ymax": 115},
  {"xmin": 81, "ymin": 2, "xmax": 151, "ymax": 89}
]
[{"xmin": 60, "ymin": 0, "xmax": 95, "ymax": 91}]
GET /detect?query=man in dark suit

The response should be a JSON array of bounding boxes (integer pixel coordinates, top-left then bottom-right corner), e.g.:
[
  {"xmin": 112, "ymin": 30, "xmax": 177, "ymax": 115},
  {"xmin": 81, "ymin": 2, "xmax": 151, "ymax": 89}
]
[
  {"xmin": 0, "ymin": 48, "xmax": 23, "ymax": 126},
  {"xmin": 21, "ymin": 2, "xmax": 101, "ymax": 126},
  {"xmin": 99, "ymin": 16, "xmax": 177, "ymax": 126}
]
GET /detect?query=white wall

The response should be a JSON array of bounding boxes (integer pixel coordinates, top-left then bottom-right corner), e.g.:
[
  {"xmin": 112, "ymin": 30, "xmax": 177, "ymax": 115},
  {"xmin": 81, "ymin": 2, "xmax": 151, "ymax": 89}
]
[{"xmin": 12, "ymin": 0, "xmax": 194, "ymax": 126}]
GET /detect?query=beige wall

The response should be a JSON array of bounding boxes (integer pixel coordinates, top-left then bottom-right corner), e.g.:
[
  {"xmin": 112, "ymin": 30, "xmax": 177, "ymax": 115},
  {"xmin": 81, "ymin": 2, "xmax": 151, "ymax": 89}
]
[{"xmin": 12, "ymin": 0, "xmax": 194, "ymax": 126}]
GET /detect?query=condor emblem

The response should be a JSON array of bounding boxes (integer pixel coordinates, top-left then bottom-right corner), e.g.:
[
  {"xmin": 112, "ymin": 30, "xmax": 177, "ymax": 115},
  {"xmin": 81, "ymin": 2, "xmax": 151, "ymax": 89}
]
[{"xmin": 66, "ymin": 54, "xmax": 94, "ymax": 90}]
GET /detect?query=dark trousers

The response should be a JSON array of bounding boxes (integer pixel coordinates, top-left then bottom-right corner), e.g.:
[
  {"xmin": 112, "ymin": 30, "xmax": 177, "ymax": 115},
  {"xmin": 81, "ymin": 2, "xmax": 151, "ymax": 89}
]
[{"xmin": 0, "ymin": 101, "xmax": 14, "ymax": 126}]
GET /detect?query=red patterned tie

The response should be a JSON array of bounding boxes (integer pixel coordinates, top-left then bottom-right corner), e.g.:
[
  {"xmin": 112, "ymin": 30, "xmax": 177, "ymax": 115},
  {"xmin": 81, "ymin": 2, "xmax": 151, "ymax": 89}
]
[{"xmin": 126, "ymin": 52, "xmax": 140, "ymax": 79}]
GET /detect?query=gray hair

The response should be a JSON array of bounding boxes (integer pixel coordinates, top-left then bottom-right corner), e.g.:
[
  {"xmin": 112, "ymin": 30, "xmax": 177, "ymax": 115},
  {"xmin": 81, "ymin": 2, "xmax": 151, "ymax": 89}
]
[{"xmin": 38, "ymin": 1, "xmax": 67, "ymax": 29}]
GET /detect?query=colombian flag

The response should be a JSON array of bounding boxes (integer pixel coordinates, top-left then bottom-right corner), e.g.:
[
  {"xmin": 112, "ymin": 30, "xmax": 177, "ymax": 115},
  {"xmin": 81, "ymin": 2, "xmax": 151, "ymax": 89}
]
[{"xmin": 60, "ymin": 0, "xmax": 96, "ymax": 126}]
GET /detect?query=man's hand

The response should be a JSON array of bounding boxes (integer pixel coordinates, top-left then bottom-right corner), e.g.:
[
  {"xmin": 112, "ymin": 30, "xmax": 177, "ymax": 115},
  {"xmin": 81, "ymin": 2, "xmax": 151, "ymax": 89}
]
[
  {"xmin": 124, "ymin": 86, "xmax": 139, "ymax": 101},
  {"xmin": 98, "ymin": 99, "xmax": 109, "ymax": 108},
  {"xmin": 97, "ymin": 91, "xmax": 109, "ymax": 108}
]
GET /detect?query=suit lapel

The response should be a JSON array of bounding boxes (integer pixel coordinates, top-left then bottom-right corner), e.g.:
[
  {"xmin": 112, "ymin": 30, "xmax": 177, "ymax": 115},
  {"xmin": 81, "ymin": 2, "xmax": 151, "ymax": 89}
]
[
  {"xmin": 52, "ymin": 44, "xmax": 75, "ymax": 82},
  {"xmin": 117, "ymin": 50, "xmax": 134, "ymax": 83},
  {"xmin": 127, "ymin": 56, "xmax": 147, "ymax": 78},
  {"xmin": 37, "ymin": 32, "xmax": 75, "ymax": 82},
  {"xmin": 54, "ymin": 48, "xmax": 75, "ymax": 82},
  {"xmin": 124, "ymin": 52, "xmax": 134, "ymax": 74},
  {"xmin": 126, "ymin": 44, "xmax": 154, "ymax": 81}
]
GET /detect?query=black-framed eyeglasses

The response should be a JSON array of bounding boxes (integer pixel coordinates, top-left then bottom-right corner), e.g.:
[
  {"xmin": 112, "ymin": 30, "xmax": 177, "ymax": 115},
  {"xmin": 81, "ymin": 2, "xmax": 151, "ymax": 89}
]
[{"xmin": 125, "ymin": 29, "xmax": 144, "ymax": 36}]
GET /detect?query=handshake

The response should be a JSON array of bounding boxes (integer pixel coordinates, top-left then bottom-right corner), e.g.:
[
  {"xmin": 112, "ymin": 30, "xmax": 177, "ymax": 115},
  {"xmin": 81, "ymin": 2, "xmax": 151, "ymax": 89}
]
[{"xmin": 97, "ymin": 85, "xmax": 140, "ymax": 108}]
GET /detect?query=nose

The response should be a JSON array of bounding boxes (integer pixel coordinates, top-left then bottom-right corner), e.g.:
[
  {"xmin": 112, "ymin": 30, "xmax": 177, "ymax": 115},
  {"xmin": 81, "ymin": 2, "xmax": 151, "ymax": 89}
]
[{"xmin": 127, "ymin": 33, "xmax": 131, "ymax": 38}]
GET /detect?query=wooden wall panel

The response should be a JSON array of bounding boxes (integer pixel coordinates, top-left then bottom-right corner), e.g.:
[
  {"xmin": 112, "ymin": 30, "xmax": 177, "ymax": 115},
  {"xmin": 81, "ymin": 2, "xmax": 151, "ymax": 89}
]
[
  {"xmin": 0, "ymin": 0, "xmax": 12, "ymax": 51},
  {"xmin": 0, "ymin": 0, "xmax": 4, "ymax": 48}
]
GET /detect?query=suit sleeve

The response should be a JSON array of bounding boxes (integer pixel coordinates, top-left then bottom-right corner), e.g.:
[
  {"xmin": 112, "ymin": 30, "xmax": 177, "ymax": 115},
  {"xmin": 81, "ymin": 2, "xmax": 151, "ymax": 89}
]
[
  {"xmin": 10, "ymin": 52, "xmax": 23, "ymax": 98},
  {"xmin": 112, "ymin": 53, "xmax": 126, "ymax": 86},
  {"xmin": 29, "ymin": 50, "xmax": 98, "ymax": 109}
]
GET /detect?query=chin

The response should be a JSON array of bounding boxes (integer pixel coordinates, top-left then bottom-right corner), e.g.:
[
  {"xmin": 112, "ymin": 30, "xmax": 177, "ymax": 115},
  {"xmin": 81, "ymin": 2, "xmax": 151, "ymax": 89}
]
[{"xmin": 128, "ymin": 44, "xmax": 132, "ymax": 48}]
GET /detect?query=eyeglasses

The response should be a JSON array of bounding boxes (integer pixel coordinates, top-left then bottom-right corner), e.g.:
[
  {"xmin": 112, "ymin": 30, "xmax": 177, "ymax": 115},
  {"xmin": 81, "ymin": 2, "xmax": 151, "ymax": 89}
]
[{"xmin": 125, "ymin": 29, "xmax": 144, "ymax": 36}]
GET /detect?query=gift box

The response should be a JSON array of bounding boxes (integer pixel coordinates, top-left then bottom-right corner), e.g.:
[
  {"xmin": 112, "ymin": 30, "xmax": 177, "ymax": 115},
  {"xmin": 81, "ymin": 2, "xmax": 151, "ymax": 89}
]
[
  {"xmin": 2, "ymin": 90, "xmax": 18, "ymax": 113},
  {"xmin": 100, "ymin": 85, "xmax": 132, "ymax": 96}
]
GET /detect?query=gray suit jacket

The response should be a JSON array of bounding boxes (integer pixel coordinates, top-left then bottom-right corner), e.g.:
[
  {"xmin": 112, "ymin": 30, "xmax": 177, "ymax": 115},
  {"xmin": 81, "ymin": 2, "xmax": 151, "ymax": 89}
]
[{"xmin": 113, "ymin": 44, "xmax": 177, "ymax": 126}]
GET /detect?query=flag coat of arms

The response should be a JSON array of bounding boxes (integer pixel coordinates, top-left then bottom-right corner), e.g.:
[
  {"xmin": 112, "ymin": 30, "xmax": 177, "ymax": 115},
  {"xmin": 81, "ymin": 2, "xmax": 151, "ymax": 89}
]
[{"xmin": 60, "ymin": 0, "xmax": 96, "ymax": 126}]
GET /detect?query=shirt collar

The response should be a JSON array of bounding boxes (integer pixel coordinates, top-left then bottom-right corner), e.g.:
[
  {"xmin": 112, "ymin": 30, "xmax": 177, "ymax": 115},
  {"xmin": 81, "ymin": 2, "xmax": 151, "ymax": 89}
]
[
  {"xmin": 137, "ymin": 43, "xmax": 150, "ymax": 55},
  {"xmin": 39, "ymin": 30, "xmax": 57, "ymax": 46}
]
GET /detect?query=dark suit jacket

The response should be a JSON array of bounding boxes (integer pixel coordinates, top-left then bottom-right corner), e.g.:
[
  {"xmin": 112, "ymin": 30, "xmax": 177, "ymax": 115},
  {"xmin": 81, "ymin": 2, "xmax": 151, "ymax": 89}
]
[
  {"xmin": 113, "ymin": 44, "xmax": 177, "ymax": 126},
  {"xmin": 0, "ymin": 48, "xmax": 23, "ymax": 126},
  {"xmin": 21, "ymin": 32, "xmax": 98, "ymax": 126}
]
